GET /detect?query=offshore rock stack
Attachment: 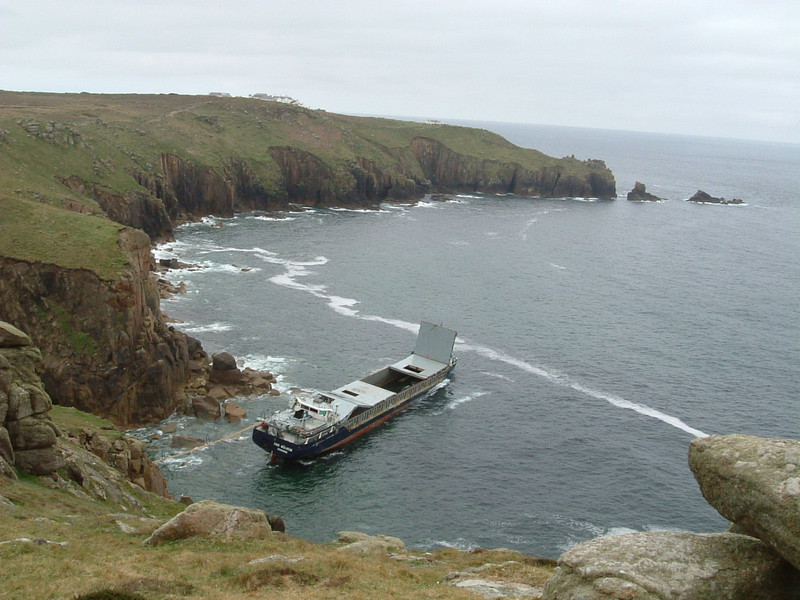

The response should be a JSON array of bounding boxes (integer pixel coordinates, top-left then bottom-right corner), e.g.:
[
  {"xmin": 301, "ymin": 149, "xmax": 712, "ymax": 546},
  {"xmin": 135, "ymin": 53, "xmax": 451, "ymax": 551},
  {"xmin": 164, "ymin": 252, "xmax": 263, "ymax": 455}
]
[{"xmin": 543, "ymin": 434, "xmax": 800, "ymax": 599}]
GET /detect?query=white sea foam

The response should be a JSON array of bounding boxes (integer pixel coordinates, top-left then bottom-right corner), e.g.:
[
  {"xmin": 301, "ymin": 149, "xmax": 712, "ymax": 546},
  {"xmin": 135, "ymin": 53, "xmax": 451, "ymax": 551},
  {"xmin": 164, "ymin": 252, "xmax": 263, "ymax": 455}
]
[
  {"xmin": 229, "ymin": 243, "xmax": 708, "ymax": 439},
  {"xmin": 414, "ymin": 200, "xmax": 443, "ymax": 209},
  {"xmin": 249, "ymin": 215, "xmax": 299, "ymax": 222},
  {"xmin": 480, "ymin": 371, "xmax": 515, "ymax": 382},
  {"xmin": 422, "ymin": 538, "xmax": 478, "ymax": 552},
  {"xmin": 455, "ymin": 339, "xmax": 706, "ymax": 437},
  {"xmin": 520, "ymin": 217, "xmax": 538, "ymax": 240},
  {"xmin": 160, "ymin": 453, "xmax": 205, "ymax": 469},
  {"xmin": 182, "ymin": 322, "xmax": 233, "ymax": 333},
  {"xmin": 327, "ymin": 206, "xmax": 389, "ymax": 214},
  {"xmin": 550, "ymin": 263, "xmax": 567, "ymax": 270},
  {"xmin": 238, "ymin": 354, "xmax": 289, "ymax": 372},
  {"xmin": 445, "ymin": 391, "xmax": 489, "ymax": 411}
]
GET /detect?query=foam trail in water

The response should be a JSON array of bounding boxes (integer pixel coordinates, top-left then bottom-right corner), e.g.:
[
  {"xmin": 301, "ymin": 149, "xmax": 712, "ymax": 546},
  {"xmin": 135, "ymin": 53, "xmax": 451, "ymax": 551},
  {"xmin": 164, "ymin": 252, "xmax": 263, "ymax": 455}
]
[
  {"xmin": 223, "ymin": 244, "xmax": 707, "ymax": 438},
  {"xmin": 458, "ymin": 340, "xmax": 707, "ymax": 438}
]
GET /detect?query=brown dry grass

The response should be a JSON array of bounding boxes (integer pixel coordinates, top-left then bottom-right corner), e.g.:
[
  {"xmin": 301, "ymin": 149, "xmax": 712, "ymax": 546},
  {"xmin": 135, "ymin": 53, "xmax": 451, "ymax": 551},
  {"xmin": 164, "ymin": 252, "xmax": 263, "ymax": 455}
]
[{"xmin": 0, "ymin": 469, "xmax": 555, "ymax": 600}]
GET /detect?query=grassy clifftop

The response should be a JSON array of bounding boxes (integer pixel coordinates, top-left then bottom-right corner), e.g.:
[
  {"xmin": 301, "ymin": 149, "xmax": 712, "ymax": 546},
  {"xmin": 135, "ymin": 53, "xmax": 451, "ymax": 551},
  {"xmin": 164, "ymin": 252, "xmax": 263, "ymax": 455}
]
[{"xmin": 0, "ymin": 91, "xmax": 614, "ymax": 278}]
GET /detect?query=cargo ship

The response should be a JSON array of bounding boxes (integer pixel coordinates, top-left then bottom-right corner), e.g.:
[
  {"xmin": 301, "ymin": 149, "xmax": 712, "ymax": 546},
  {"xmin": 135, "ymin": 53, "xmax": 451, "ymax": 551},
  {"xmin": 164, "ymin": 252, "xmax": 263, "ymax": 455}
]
[{"xmin": 252, "ymin": 322, "xmax": 457, "ymax": 462}]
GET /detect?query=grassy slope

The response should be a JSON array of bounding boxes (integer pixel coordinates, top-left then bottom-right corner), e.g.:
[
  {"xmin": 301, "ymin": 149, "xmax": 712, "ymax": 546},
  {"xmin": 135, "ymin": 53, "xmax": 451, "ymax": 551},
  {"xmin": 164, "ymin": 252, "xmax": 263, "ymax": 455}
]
[
  {"xmin": 0, "ymin": 196, "xmax": 128, "ymax": 280},
  {"xmin": 0, "ymin": 92, "xmax": 608, "ymax": 279},
  {"xmin": 0, "ymin": 406, "xmax": 554, "ymax": 600}
]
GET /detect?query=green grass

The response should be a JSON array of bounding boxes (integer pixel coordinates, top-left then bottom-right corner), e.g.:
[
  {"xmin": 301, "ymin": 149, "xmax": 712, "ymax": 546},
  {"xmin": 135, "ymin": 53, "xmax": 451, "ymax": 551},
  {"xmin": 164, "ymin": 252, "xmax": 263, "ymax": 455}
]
[
  {"xmin": 0, "ymin": 91, "xmax": 612, "ymax": 282},
  {"xmin": 0, "ymin": 196, "xmax": 129, "ymax": 280}
]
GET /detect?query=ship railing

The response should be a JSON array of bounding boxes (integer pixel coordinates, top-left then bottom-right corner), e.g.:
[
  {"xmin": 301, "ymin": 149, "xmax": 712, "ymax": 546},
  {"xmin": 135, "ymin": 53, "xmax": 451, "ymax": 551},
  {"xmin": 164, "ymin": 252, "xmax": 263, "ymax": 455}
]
[{"xmin": 345, "ymin": 367, "xmax": 447, "ymax": 429}]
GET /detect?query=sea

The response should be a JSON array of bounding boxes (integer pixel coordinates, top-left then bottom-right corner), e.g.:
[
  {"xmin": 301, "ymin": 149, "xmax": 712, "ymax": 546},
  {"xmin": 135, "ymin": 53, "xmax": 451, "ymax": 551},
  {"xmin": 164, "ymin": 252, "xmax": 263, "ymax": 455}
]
[{"xmin": 138, "ymin": 121, "xmax": 800, "ymax": 559}]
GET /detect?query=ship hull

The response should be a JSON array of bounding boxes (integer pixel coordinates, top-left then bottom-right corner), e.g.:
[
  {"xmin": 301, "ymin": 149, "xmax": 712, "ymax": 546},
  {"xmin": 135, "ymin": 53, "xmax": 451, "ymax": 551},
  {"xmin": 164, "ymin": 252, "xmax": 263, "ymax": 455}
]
[{"xmin": 252, "ymin": 362, "xmax": 454, "ymax": 461}]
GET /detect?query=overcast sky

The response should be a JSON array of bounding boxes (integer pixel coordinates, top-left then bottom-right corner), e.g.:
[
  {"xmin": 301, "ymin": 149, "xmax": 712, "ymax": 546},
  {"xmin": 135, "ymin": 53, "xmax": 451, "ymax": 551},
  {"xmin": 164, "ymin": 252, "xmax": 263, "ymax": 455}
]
[{"xmin": 2, "ymin": 0, "xmax": 798, "ymax": 143}]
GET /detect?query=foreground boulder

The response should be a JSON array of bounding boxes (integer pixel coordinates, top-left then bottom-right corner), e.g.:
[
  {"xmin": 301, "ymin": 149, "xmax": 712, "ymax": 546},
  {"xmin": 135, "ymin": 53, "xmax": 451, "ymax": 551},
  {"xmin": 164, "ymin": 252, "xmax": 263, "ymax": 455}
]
[
  {"xmin": 542, "ymin": 531, "xmax": 799, "ymax": 600},
  {"xmin": 191, "ymin": 395, "xmax": 221, "ymax": 419},
  {"xmin": 689, "ymin": 434, "xmax": 800, "ymax": 570},
  {"xmin": 144, "ymin": 500, "xmax": 273, "ymax": 545},
  {"xmin": 337, "ymin": 531, "xmax": 406, "ymax": 554}
]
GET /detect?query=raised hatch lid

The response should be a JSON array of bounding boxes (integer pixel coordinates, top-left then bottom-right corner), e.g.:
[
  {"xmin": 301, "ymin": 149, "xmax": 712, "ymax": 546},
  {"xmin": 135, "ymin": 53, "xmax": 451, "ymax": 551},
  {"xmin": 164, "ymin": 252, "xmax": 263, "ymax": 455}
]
[{"xmin": 413, "ymin": 321, "xmax": 457, "ymax": 364}]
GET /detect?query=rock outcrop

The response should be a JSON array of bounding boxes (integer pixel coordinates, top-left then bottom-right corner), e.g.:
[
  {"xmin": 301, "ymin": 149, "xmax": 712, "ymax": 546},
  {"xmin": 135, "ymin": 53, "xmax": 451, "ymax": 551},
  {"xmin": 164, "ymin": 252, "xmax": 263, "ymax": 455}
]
[
  {"xmin": 543, "ymin": 532, "xmax": 797, "ymax": 600},
  {"xmin": 336, "ymin": 531, "xmax": 407, "ymax": 554},
  {"xmin": 687, "ymin": 190, "xmax": 744, "ymax": 204},
  {"xmin": 543, "ymin": 434, "xmax": 800, "ymax": 599},
  {"xmin": 0, "ymin": 230, "xmax": 194, "ymax": 426},
  {"xmin": 58, "ymin": 175, "xmax": 174, "ymax": 241},
  {"xmin": 0, "ymin": 321, "xmax": 169, "ymax": 499},
  {"xmin": 627, "ymin": 181, "xmax": 664, "ymax": 202},
  {"xmin": 0, "ymin": 322, "xmax": 64, "ymax": 476},
  {"xmin": 689, "ymin": 434, "xmax": 800, "ymax": 570},
  {"xmin": 144, "ymin": 500, "xmax": 275, "ymax": 546},
  {"xmin": 70, "ymin": 424, "xmax": 170, "ymax": 498}
]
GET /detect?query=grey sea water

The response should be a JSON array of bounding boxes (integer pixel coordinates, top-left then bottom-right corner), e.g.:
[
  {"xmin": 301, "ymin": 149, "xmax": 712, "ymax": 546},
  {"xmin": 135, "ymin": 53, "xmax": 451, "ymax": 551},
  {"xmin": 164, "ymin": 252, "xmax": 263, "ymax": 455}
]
[{"xmin": 142, "ymin": 123, "xmax": 800, "ymax": 558}]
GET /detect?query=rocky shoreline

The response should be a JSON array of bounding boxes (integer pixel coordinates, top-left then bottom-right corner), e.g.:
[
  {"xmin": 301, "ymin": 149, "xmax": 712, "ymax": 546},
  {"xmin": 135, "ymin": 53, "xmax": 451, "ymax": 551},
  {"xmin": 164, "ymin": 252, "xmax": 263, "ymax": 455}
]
[{"xmin": 4, "ymin": 322, "xmax": 800, "ymax": 598}]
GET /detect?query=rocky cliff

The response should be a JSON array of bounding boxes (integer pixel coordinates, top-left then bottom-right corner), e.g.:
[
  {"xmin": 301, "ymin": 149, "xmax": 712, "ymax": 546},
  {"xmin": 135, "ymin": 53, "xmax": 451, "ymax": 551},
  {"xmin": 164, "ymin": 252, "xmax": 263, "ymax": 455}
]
[
  {"xmin": 410, "ymin": 137, "xmax": 615, "ymax": 198},
  {"xmin": 0, "ymin": 321, "xmax": 169, "ymax": 499},
  {"xmin": 0, "ymin": 229, "xmax": 193, "ymax": 425},
  {"xmin": 0, "ymin": 91, "xmax": 615, "ymax": 242}
]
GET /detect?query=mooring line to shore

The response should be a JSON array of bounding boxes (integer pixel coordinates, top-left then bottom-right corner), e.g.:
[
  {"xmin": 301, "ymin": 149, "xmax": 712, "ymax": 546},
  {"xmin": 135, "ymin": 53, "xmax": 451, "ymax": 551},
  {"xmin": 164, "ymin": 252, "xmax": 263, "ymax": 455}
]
[{"xmin": 154, "ymin": 423, "xmax": 255, "ymax": 464}]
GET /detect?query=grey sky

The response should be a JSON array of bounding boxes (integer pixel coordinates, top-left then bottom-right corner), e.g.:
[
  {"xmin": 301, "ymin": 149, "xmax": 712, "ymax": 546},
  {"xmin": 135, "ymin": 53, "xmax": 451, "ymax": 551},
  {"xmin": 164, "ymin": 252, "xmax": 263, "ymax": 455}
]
[{"xmin": 2, "ymin": 0, "xmax": 798, "ymax": 143}]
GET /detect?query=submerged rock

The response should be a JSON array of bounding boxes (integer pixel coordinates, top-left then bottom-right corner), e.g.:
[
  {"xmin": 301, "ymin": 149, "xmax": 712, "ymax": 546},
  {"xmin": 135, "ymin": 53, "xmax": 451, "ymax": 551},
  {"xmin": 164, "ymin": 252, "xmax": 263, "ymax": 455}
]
[{"xmin": 687, "ymin": 190, "xmax": 744, "ymax": 204}]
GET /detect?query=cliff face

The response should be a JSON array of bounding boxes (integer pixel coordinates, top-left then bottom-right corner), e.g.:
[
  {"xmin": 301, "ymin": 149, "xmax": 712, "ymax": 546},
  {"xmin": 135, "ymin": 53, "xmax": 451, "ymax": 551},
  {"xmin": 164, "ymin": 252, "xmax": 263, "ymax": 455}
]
[
  {"xmin": 0, "ymin": 229, "xmax": 191, "ymax": 425},
  {"xmin": 59, "ymin": 175, "xmax": 175, "ymax": 240},
  {"xmin": 117, "ymin": 141, "xmax": 613, "ymax": 239},
  {"xmin": 410, "ymin": 137, "xmax": 615, "ymax": 198}
]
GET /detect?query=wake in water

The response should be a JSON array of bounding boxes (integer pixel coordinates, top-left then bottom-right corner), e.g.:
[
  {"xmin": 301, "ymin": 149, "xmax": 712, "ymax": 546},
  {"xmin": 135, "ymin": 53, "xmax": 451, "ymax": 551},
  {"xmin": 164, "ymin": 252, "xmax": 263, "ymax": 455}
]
[
  {"xmin": 255, "ymin": 246, "xmax": 706, "ymax": 438},
  {"xmin": 162, "ymin": 241, "xmax": 707, "ymax": 439}
]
